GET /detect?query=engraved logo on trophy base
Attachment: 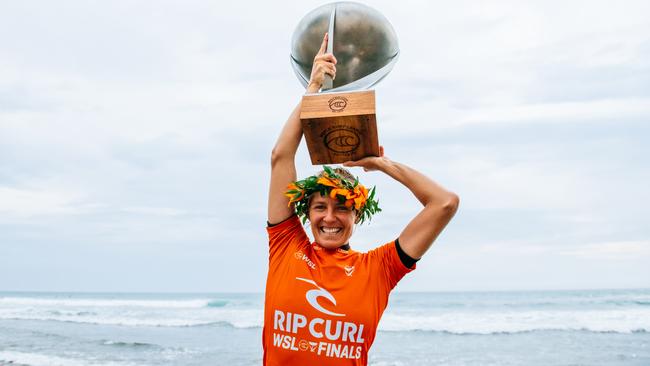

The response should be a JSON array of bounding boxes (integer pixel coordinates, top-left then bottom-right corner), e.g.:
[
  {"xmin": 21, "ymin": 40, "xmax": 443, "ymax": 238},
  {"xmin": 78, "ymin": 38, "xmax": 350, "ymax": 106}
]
[
  {"xmin": 328, "ymin": 96, "xmax": 348, "ymax": 112},
  {"xmin": 323, "ymin": 126, "xmax": 360, "ymax": 153},
  {"xmin": 300, "ymin": 90, "xmax": 378, "ymax": 164}
]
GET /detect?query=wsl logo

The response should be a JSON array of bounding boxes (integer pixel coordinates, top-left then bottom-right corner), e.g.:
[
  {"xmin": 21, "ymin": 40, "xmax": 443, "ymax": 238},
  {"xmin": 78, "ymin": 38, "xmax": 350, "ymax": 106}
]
[
  {"xmin": 296, "ymin": 277, "xmax": 345, "ymax": 317},
  {"xmin": 323, "ymin": 128, "xmax": 360, "ymax": 153},
  {"xmin": 294, "ymin": 251, "xmax": 316, "ymax": 269},
  {"xmin": 327, "ymin": 96, "xmax": 348, "ymax": 112}
]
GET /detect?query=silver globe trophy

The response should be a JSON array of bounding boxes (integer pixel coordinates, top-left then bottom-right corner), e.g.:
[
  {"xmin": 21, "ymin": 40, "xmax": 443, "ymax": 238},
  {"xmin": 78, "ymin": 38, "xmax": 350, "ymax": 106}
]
[{"xmin": 291, "ymin": 2, "xmax": 399, "ymax": 164}]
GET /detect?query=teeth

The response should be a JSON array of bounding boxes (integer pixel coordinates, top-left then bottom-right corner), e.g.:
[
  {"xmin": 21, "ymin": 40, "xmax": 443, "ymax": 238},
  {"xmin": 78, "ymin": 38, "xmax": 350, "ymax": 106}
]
[{"xmin": 321, "ymin": 227, "xmax": 341, "ymax": 234}]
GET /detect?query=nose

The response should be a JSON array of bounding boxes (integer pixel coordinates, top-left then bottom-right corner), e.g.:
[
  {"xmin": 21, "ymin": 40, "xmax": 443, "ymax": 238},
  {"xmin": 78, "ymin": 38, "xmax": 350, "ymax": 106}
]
[{"xmin": 323, "ymin": 207, "xmax": 337, "ymax": 222}]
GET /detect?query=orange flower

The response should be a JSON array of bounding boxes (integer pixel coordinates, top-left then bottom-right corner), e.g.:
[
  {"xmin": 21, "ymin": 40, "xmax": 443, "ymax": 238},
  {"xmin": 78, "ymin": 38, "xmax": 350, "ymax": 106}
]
[
  {"xmin": 316, "ymin": 175, "xmax": 340, "ymax": 188},
  {"xmin": 329, "ymin": 188, "xmax": 349, "ymax": 199},
  {"xmin": 284, "ymin": 183, "xmax": 304, "ymax": 206},
  {"xmin": 329, "ymin": 184, "xmax": 368, "ymax": 210},
  {"xmin": 358, "ymin": 184, "xmax": 369, "ymax": 198}
]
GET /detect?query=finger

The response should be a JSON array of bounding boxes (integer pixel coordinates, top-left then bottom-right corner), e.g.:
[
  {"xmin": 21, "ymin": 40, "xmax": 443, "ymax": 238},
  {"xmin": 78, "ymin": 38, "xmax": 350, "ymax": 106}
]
[
  {"xmin": 315, "ymin": 64, "xmax": 335, "ymax": 81},
  {"xmin": 379, "ymin": 146, "xmax": 384, "ymax": 157},
  {"xmin": 344, "ymin": 157, "xmax": 374, "ymax": 168},
  {"xmin": 343, "ymin": 160, "xmax": 367, "ymax": 168},
  {"xmin": 314, "ymin": 58, "xmax": 336, "ymax": 71},
  {"xmin": 325, "ymin": 65, "xmax": 336, "ymax": 79},
  {"xmin": 320, "ymin": 53, "xmax": 337, "ymax": 64},
  {"xmin": 314, "ymin": 54, "xmax": 337, "ymax": 66},
  {"xmin": 317, "ymin": 33, "xmax": 328, "ymax": 55}
]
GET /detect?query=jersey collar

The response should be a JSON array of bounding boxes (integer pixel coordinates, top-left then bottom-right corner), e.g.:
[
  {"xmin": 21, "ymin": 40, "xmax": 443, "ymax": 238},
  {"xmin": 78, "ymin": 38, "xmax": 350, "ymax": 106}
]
[{"xmin": 312, "ymin": 243, "xmax": 351, "ymax": 253}]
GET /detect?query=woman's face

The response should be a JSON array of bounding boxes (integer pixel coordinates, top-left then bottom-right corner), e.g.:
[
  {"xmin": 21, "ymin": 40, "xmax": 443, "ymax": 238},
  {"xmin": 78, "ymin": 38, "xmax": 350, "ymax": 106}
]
[{"xmin": 308, "ymin": 194, "xmax": 356, "ymax": 249}]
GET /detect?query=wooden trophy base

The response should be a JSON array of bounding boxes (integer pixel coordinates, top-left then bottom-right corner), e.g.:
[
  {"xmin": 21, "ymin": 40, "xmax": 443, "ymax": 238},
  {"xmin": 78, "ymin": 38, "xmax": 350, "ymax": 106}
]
[{"xmin": 300, "ymin": 90, "xmax": 379, "ymax": 165}]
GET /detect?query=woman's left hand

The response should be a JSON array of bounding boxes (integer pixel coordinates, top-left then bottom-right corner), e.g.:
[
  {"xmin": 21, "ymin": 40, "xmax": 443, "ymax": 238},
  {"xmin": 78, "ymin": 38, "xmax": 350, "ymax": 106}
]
[{"xmin": 342, "ymin": 146, "xmax": 388, "ymax": 172}]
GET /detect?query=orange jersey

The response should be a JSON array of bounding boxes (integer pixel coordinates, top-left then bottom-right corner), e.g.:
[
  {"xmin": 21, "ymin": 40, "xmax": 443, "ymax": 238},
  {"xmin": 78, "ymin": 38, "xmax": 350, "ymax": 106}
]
[{"xmin": 263, "ymin": 216, "xmax": 415, "ymax": 366}]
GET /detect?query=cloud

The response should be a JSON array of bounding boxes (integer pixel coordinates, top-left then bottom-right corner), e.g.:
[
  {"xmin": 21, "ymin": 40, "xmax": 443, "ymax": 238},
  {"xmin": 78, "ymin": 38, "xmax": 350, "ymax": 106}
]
[
  {"xmin": 119, "ymin": 206, "xmax": 188, "ymax": 217},
  {"xmin": 458, "ymin": 98, "xmax": 650, "ymax": 126},
  {"xmin": 0, "ymin": 186, "xmax": 88, "ymax": 218},
  {"xmin": 559, "ymin": 240, "xmax": 650, "ymax": 260},
  {"xmin": 1, "ymin": 0, "xmax": 649, "ymax": 291}
]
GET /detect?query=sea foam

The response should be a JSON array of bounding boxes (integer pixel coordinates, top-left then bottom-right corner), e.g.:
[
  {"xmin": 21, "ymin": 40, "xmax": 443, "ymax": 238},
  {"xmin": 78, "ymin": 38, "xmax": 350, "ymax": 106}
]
[
  {"xmin": 1, "ymin": 291, "xmax": 649, "ymax": 334},
  {"xmin": 0, "ymin": 351, "xmax": 139, "ymax": 366}
]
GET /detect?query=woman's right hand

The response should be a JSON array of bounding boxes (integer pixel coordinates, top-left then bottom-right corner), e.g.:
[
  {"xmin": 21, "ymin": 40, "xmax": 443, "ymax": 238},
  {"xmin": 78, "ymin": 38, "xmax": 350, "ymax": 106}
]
[
  {"xmin": 307, "ymin": 33, "xmax": 337, "ymax": 93},
  {"xmin": 343, "ymin": 146, "xmax": 388, "ymax": 172}
]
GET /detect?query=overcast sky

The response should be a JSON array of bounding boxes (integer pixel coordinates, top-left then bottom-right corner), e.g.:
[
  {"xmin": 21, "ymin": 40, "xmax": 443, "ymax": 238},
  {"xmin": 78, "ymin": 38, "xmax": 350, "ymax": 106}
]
[{"xmin": 1, "ymin": 0, "xmax": 649, "ymax": 293}]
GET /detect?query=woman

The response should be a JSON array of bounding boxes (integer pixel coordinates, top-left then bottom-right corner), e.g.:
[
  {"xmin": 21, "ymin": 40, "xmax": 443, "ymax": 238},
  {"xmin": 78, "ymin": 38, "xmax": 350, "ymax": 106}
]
[{"xmin": 264, "ymin": 33, "xmax": 459, "ymax": 366}]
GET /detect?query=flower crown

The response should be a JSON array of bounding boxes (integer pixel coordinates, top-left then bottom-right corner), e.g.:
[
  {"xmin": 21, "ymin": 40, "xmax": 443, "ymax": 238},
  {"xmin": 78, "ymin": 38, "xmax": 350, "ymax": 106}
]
[{"xmin": 284, "ymin": 166, "xmax": 381, "ymax": 225}]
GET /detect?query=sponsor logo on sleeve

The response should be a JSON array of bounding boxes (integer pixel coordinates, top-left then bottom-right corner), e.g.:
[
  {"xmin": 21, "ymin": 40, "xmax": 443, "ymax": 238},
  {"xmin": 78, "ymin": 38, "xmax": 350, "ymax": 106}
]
[
  {"xmin": 344, "ymin": 265, "xmax": 355, "ymax": 277},
  {"xmin": 294, "ymin": 251, "xmax": 316, "ymax": 269}
]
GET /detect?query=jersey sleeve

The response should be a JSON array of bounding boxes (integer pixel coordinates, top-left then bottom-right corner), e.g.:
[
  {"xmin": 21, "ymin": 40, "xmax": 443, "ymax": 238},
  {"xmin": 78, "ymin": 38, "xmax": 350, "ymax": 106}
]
[
  {"xmin": 266, "ymin": 215, "xmax": 310, "ymax": 264},
  {"xmin": 368, "ymin": 241, "xmax": 416, "ymax": 292}
]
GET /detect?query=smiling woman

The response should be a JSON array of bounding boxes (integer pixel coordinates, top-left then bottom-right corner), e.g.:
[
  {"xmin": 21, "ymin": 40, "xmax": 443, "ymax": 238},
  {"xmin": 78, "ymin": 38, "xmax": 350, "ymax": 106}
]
[
  {"xmin": 264, "ymin": 33, "xmax": 459, "ymax": 366},
  {"xmin": 286, "ymin": 166, "xmax": 375, "ymax": 249},
  {"xmin": 307, "ymin": 191, "xmax": 356, "ymax": 249}
]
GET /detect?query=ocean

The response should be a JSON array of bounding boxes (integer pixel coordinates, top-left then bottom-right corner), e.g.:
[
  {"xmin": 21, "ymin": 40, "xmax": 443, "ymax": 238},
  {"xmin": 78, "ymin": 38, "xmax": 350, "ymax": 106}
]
[{"xmin": 1, "ymin": 289, "xmax": 649, "ymax": 365}]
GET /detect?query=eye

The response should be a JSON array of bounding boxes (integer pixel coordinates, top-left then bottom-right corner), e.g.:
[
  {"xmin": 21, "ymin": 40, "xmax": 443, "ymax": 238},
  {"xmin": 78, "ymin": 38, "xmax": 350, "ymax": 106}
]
[{"xmin": 336, "ymin": 205, "xmax": 350, "ymax": 211}]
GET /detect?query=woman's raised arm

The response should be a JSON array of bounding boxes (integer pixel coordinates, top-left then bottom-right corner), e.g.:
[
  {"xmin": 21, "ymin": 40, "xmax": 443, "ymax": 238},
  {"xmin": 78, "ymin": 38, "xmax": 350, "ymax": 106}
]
[
  {"xmin": 267, "ymin": 33, "xmax": 337, "ymax": 224},
  {"xmin": 344, "ymin": 148, "xmax": 459, "ymax": 259}
]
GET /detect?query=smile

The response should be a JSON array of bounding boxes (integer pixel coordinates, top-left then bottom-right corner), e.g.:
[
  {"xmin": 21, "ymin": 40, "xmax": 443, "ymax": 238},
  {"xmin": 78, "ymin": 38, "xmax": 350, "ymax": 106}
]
[{"xmin": 320, "ymin": 227, "xmax": 342, "ymax": 234}]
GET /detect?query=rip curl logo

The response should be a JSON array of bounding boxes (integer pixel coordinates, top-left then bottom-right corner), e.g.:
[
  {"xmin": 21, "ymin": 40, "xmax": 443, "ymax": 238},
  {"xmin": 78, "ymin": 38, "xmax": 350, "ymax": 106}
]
[
  {"xmin": 328, "ymin": 96, "xmax": 348, "ymax": 112},
  {"xmin": 294, "ymin": 251, "xmax": 316, "ymax": 269},
  {"xmin": 296, "ymin": 277, "xmax": 345, "ymax": 317}
]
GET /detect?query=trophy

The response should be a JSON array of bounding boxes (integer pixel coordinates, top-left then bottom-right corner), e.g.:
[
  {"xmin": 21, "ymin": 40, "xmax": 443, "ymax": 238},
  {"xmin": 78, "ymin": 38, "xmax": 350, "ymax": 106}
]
[{"xmin": 291, "ymin": 2, "xmax": 399, "ymax": 164}]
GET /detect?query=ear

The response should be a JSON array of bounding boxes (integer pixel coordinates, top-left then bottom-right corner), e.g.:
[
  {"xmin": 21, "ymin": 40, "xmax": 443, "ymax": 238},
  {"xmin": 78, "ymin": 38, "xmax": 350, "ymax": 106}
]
[{"xmin": 354, "ymin": 211, "xmax": 361, "ymax": 224}]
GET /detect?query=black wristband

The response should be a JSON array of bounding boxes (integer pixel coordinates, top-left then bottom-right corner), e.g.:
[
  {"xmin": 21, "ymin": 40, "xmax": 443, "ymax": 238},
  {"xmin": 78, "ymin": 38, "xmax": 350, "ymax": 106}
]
[{"xmin": 395, "ymin": 238, "xmax": 419, "ymax": 268}]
